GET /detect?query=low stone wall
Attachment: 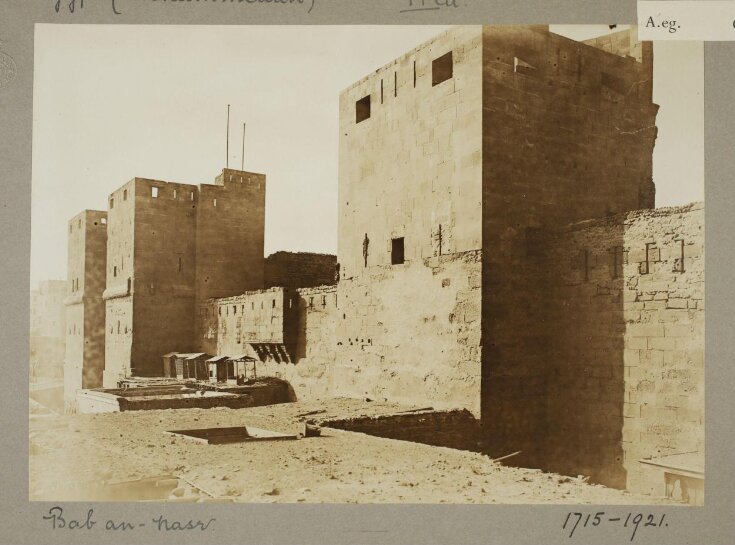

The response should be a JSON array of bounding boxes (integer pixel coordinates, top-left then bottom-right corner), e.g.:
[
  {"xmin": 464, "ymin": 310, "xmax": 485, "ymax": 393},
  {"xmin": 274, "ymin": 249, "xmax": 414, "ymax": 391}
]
[
  {"xmin": 76, "ymin": 378, "xmax": 293, "ymax": 413},
  {"xmin": 317, "ymin": 409, "xmax": 480, "ymax": 451}
]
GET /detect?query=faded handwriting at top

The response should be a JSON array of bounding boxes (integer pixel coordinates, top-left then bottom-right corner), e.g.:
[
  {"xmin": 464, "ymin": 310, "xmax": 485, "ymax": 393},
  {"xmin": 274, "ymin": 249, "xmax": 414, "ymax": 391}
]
[
  {"xmin": 53, "ymin": 0, "xmax": 318, "ymax": 16},
  {"xmin": 400, "ymin": 0, "xmax": 460, "ymax": 14}
]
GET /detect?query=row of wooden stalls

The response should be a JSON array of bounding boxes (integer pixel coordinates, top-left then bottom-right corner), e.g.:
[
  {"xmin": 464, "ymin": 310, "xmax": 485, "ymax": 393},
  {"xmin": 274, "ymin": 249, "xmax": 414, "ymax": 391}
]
[{"xmin": 162, "ymin": 352, "xmax": 258, "ymax": 384}]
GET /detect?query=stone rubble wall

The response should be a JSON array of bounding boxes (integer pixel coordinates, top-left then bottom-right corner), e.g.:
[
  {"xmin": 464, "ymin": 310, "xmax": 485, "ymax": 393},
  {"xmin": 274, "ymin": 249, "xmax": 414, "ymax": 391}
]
[{"xmin": 264, "ymin": 251, "xmax": 337, "ymax": 289}]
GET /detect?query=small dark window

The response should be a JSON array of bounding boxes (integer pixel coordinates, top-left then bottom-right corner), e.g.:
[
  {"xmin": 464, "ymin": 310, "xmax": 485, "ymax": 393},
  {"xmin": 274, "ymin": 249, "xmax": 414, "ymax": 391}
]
[
  {"xmin": 113, "ymin": 266, "xmax": 117, "ymax": 277},
  {"xmin": 391, "ymin": 237, "xmax": 405, "ymax": 265},
  {"xmin": 109, "ymin": 198, "xmax": 114, "ymax": 209},
  {"xmin": 177, "ymin": 257, "xmax": 183, "ymax": 273},
  {"xmin": 432, "ymin": 52, "xmax": 453, "ymax": 86},
  {"xmin": 356, "ymin": 95, "xmax": 371, "ymax": 123},
  {"xmin": 272, "ymin": 299, "xmax": 276, "ymax": 308},
  {"xmin": 69, "ymin": 224, "xmax": 72, "ymax": 233},
  {"xmin": 123, "ymin": 189, "xmax": 128, "ymax": 201},
  {"xmin": 78, "ymin": 219, "xmax": 82, "ymax": 228}
]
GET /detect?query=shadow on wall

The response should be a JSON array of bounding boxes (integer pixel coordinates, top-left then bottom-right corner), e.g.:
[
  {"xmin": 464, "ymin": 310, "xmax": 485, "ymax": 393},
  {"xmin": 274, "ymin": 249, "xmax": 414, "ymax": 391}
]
[
  {"xmin": 542, "ymin": 221, "xmax": 628, "ymax": 488},
  {"xmin": 482, "ymin": 221, "xmax": 628, "ymax": 489}
]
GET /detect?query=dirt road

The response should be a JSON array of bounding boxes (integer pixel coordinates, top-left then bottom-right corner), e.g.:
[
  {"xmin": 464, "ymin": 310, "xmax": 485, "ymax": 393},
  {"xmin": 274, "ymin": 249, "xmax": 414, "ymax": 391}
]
[{"xmin": 29, "ymin": 398, "xmax": 671, "ymax": 504}]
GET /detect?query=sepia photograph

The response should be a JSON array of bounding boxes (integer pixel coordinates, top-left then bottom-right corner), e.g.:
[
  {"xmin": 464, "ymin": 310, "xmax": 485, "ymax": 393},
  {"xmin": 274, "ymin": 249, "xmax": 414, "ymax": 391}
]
[{"xmin": 28, "ymin": 23, "xmax": 704, "ymax": 505}]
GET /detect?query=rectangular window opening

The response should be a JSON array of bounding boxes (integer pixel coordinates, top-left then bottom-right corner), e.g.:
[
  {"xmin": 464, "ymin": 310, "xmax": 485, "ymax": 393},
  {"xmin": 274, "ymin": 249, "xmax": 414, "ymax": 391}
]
[
  {"xmin": 213, "ymin": 198, "xmax": 217, "ymax": 207},
  {"xmin": 173, "ymin": 189, "xmax": 178, "ymax": 199},
  {"xmin": 177, "ymin": 257, "xmax": 183, "ymax": 273},
  {"xmin": 123, "ymin": 189, "xmax": 128, "ymax": 201},
  {"xmin": 432, "ymin": 52, "xmax": 453, "ymax": 86},
  {"xmin": 391, "ymin": 237, "xmax": 405, "ymax": 265},
  {"xmin": 394, "ymin": 72, "xmax": 398, "ymax": 97},
  {"xmin": 100, "ymin": 218, "xmax": 107, "ymax": 225},
  {"xmin": 380, "ymin": 79, "xmax": 384, "ymax": 104},
  {"xmin": 356, "ymin": 95, "xmax": 371, "ymax": 123},
  {"xmin": 109, "ymin": 198, "xmax": 114, "ymax": 209},
  {"xmin": 151, "ymin": 187, "xmax": 159, "ymax": 198},
  {"xmin": 413, "ymin": 60, "xmax": 417, "ymax": 87}
]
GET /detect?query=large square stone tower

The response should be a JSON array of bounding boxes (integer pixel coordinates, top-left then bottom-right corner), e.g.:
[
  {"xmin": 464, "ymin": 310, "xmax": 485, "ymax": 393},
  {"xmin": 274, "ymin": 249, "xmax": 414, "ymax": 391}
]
[
  {"xmin": 335, "ymin": 25, "xmax": 657, "ymax": 441},
  {"xmin": 102, "ymin": 169, "xmax": 265, "ymax": 386}
]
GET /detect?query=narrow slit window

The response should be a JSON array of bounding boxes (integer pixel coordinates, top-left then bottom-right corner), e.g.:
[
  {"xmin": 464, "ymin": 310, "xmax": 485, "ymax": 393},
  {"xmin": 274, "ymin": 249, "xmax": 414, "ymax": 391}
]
[
  {"xmin": 177, "ymin": 257, "xmax": 183, "ymax": 273},
  {"xmin": 391, "ymin": 237, "xmax": 405, "ymax": 265},
  {"xmin": 173, "ymin": 189, "xmax": 178, "ymax": 199},
  {"xmin": 394, "ymin": 72, "xmax": 398, "ymax": 97},
  {"xmin": 356, "ymin": 95, "xmax": 371, "ymax": 123},
  {"xmin": 109, "ymin": 198, "xmax": 114, "ymax": 209},
  {"xmin": 123, "ymin": 189, "xmax": 128, "ymax": 201},
  {"xmin": 413, "ymin": 60, "xmax": 417, "ymax": 87},
  {"xmin": 432, "ymin": 52, "xmax": 453, "ymax": 86},
  {"xmin": 380, "ymin": 79, "xmax": 384, "ymax": 104},
  {"xmin": 213, "ymin": 198, "xmax": 217, "ymax": 207}
]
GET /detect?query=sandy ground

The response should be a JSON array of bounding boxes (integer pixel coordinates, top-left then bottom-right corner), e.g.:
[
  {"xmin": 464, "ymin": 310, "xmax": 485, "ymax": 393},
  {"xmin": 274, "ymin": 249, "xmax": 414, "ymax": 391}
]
[{"xmin": 29, "ymin": 398, "xmax": 672, "ymax": 504}]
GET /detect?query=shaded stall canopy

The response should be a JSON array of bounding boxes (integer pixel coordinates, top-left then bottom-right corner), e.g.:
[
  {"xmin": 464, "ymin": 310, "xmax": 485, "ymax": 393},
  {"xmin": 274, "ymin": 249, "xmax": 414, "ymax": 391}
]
[
  {"xmin": 249, "ymin": 343, "xmax": 291, "ymax": 363},
  {"xmin": 206, "ymin": 354, "xmax": 258, "ymax": 384},
  {"xmin": 173, "ymin": 353, "xmax": 211, "ymax": 381}
]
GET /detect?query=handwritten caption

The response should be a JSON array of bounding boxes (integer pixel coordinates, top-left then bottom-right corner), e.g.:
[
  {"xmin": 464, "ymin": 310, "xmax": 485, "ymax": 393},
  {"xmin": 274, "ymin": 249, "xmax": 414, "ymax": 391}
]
[
  {"xmin": 53, "ymin": 0, "xmax": 318, "ymax": 16},
  {"xmin": 400, "ymin": 0, "xmax": 460, "ymax": 14},
  {"xmin": 562, "ymin": 511, "xmax": 670, "ymax": 542},
  {"xmin": 43, "ymin": 506, "xmax": 215, "ymax": 533}
]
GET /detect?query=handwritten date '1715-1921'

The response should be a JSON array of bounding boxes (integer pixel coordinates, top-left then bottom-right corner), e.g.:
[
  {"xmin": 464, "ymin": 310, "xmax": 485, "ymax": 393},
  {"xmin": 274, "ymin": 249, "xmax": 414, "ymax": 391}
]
[{"xmin": 563, "ymin": 511, "xmax": 670, "ymax": 542}]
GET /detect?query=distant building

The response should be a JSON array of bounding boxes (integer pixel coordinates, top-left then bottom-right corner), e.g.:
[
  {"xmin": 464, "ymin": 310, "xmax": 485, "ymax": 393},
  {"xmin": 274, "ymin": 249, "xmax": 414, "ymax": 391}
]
[
  {"xmin": 30, "ymin": 279, "xmax": 67, "ymax": 380},
  {"xmin": 63, "ymin": 210, "xmax": 107, "ymax": 412}
]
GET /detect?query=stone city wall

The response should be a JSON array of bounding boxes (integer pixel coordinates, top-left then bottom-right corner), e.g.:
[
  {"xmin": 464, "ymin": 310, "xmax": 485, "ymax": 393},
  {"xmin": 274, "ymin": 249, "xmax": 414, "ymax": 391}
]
[
  {"xmin": 539, "ymin": 203, "xmax": 703, "ymax": 491},
  {"xmin": 335, "ymin": 251, "xmax": 482, "ymax": 414},
  {"xmin": 197, "ymin": 285, "xmax": 338, "ymax": 401}
]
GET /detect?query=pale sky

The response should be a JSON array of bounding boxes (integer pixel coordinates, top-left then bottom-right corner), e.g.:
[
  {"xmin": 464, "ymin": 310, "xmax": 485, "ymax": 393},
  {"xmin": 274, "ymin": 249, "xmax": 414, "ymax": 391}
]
[{"xmin": 31, "ymin": 25, "xmax": 703, "ymax": 288}]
